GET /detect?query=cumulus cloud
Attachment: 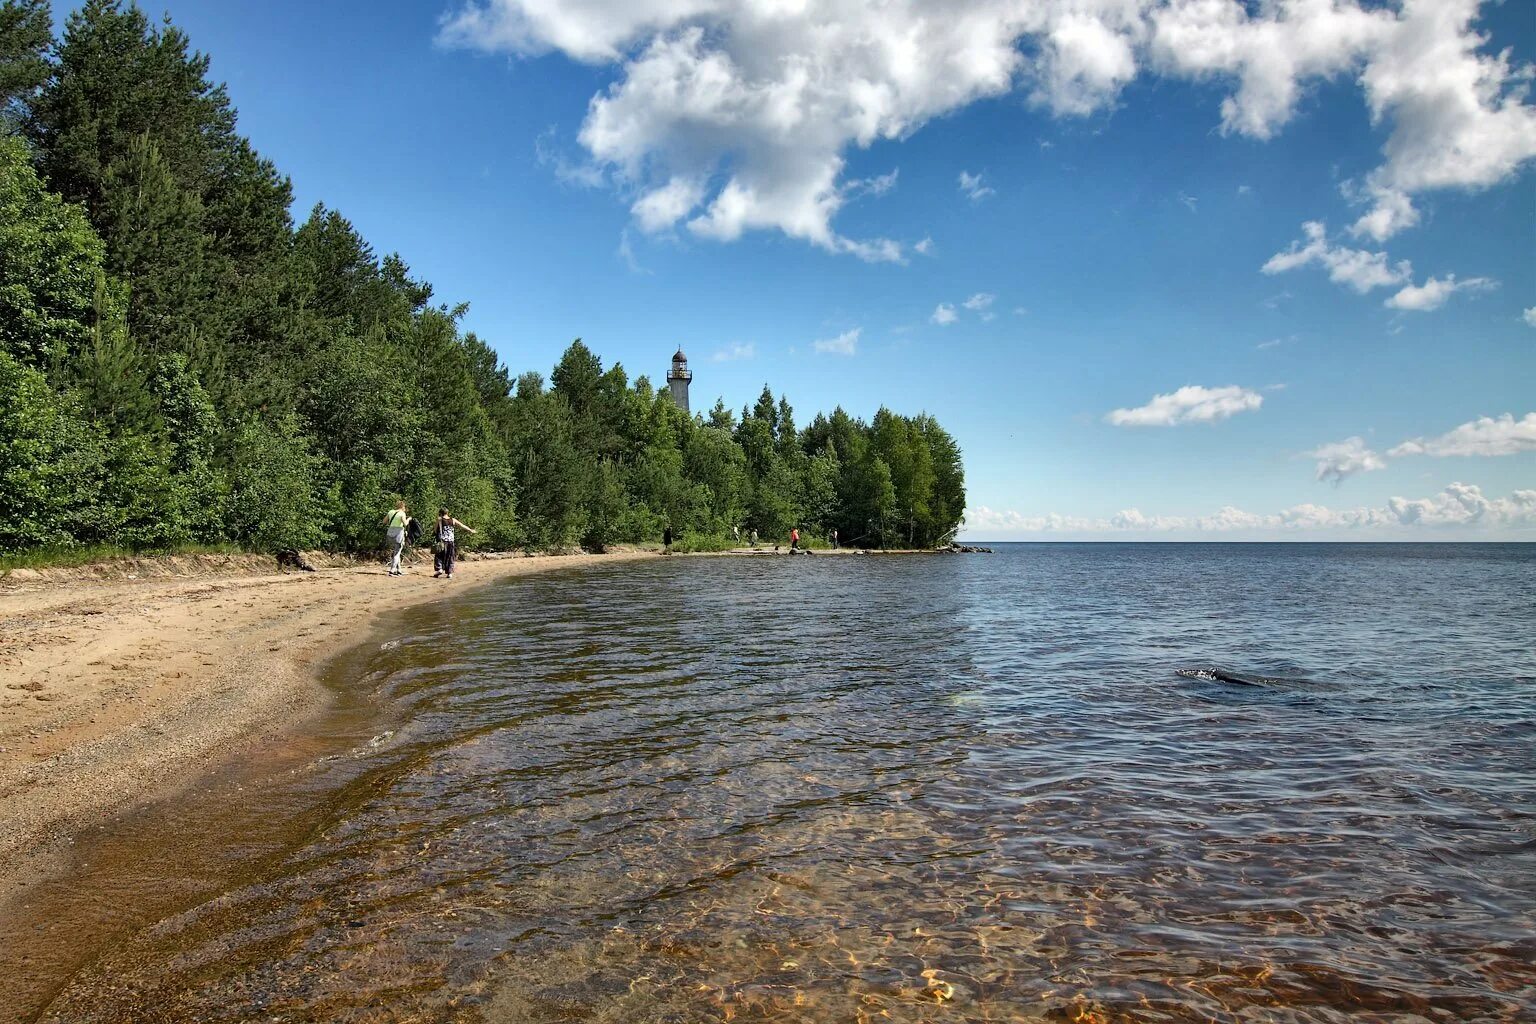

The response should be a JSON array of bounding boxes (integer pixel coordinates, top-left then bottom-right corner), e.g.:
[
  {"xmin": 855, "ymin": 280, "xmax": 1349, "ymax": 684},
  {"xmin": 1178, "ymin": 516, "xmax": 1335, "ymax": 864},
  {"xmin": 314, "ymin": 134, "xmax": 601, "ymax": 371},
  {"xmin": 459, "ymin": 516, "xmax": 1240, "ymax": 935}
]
[
  {"xmin": 1309, "ymin": 436, "xmax": 1387, "ymax": 484},
  {"xmin": 812, "ymin": 327, "xmax": 860, "ymax": 356},
  {"xmin": 439, "ymin": 0, "xmax": 1536, "ymax": 257},
  {"xmin": 1105, "ymin": 384, "xmax": 1264, "ymax": 427},
  {"xmin": 964, "ymin": 483, "xmax": 1536, "ymax": 537},
  {"xmin": 1347, "ymin": 184, "xmax": 1419, "ymax": 241},
  {"xmin": 1385, "ymin": 274, "xmax": 1496, "ymax": 311},
  {"xmin": 958, "ymin": 171, "xmax": 995, "ymax": 202},
  {"xmin": 1524, "ymin": 307, "xmax": 1536, "ymax": 327},
  {"xmin": 931, "ymin": 303, "xmax": 958, "ymax": 326},
  {"xmin": 631, "ymin": 176, "xmax": 706, "ymax": 232},
  {"xmin": 963, "ymin": 292, "xmax": 996, "ymax": 311},
  {"xmin": 1262, "ymin": 221, "xmax": 1411, "ymax": 293},
  {"xmin": 913, "ymin": 236, "xmax": 934, "ymax": 256},
  {"xmin": 710, "ymin": 341, "xmax": 756, "ymax": 362},
  {"xmin": 1389, "ymin": 412, "xmax": 1536, "ymax": 457}
]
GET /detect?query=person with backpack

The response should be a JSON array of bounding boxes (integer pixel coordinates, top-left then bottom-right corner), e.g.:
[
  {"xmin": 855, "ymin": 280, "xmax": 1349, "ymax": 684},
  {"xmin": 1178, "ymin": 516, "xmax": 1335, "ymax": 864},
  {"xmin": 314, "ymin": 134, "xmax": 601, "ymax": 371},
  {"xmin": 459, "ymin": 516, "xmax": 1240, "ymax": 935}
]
[
  {"xmin": 434, "ymin": 508, "xmax": 478, "ymax": 579},
  {"xmin": 384, "ymin": 500, "xmax": 409, "ymax": 576}
]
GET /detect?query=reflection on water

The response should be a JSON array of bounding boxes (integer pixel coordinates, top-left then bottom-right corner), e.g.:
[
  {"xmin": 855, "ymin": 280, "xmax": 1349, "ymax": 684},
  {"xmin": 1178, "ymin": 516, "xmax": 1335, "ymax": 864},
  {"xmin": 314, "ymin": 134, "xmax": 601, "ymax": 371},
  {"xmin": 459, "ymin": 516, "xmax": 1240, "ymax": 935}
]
[{"xmin": 16, "ymin": 545, "xmax": 1536, "ymax": 1022}]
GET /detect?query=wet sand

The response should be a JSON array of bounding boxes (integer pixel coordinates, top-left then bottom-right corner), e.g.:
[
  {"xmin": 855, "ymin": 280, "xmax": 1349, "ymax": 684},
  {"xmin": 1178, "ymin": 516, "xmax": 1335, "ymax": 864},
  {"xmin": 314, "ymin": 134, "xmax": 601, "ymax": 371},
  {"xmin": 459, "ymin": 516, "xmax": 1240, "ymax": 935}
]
[{"xmin": 0, "ymin": 548, "xmax": 656, "ymax": 902}]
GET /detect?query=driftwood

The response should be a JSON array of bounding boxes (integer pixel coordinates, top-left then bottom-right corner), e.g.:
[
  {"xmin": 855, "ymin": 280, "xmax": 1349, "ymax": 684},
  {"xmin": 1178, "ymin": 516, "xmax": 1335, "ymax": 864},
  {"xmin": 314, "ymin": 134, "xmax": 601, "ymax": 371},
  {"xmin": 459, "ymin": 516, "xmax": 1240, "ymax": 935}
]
[{"xmin": 275, "ymin": 549, "xmax": 317, "ymax": 572}]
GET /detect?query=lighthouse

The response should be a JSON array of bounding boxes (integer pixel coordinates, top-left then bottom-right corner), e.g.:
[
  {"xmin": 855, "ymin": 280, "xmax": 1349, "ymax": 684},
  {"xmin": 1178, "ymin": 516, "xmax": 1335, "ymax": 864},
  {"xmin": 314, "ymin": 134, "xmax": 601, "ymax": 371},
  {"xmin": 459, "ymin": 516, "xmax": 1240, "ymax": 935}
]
[{"xmin": 666, "ymin": 348, "xmax": 692, "ymax": 413}]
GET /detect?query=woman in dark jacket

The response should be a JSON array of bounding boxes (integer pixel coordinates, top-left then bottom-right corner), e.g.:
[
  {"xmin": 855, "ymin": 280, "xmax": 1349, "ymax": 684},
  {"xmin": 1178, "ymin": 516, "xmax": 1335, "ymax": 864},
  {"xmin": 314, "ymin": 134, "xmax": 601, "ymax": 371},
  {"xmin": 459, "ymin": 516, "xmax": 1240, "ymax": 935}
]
[{"xmin": 434, "ymin": 508, "xmax": 478, "ymax": 579}]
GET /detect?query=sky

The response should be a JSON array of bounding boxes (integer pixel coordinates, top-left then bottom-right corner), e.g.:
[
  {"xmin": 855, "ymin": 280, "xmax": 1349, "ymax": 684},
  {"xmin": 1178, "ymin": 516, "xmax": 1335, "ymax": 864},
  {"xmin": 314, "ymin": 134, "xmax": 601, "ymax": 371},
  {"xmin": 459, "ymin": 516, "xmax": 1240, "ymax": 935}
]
[{"xmin": 102, "ymin": 0, "xmax": 1534, "ymax": 539}]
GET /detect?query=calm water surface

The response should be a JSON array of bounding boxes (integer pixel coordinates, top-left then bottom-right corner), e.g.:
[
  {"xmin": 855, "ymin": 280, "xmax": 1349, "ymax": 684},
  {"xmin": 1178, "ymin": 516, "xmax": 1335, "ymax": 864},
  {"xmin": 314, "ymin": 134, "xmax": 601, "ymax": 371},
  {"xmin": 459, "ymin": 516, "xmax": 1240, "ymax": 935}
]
[{"xmin": 17, "ymin": 545, "xmax": 1536, "ymax": 1022}]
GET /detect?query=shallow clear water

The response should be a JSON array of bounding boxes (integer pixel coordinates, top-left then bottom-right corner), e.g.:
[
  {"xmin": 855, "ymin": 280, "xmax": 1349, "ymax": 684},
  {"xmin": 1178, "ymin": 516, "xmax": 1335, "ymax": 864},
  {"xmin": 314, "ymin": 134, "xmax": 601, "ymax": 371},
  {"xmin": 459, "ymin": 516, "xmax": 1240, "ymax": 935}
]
[{"xmin": 18, "ymin": 545, "xmax": 1536, "ymax": 1022}]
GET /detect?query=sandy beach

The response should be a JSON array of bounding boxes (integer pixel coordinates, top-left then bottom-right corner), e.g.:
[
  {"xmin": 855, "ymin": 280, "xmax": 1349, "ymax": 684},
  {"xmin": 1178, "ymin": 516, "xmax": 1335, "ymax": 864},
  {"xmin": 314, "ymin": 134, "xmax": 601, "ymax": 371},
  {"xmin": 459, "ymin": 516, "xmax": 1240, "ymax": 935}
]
[{"xmin": 0, "ymin": 547, "xmax": 657, "ymax": 900}]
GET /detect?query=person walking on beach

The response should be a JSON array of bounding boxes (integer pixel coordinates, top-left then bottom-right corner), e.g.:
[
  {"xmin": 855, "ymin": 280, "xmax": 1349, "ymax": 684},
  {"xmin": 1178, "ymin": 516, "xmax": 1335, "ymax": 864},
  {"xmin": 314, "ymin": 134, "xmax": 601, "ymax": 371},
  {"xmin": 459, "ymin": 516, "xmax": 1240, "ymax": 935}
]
[
  {"xmin": 830, "ymin": 528, "xmax": 838, "ymax": 549},
  {"xmin": 663, "ymin": 524, "xmax": 673, "ymax": 554},
  {"xmin": 384, "ymin": 500, "xmax": 409, "ymax": 576},
  {"xmin": 433, "ymin": 508, "xmax": 477, "ymax": 579},
  {"xmin": 749, "ymin": 528, "xmax": 758, "ymax": 548},
  {"xmin": 790, "ymin": 527, "xmax": 800, "ymax": 552},
  {"xmin": 732, "ymin": 525, "xmax": 740, "ymax": 545}
]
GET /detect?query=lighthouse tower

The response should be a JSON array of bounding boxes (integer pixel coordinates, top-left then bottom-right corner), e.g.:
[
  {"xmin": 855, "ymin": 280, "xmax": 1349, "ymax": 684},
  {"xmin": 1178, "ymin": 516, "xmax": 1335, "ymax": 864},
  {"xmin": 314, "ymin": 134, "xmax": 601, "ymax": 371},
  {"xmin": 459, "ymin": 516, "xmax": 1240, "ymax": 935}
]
[{"xmin": 666, "ymin": 348, "xmax": 692, "ymax": 413}]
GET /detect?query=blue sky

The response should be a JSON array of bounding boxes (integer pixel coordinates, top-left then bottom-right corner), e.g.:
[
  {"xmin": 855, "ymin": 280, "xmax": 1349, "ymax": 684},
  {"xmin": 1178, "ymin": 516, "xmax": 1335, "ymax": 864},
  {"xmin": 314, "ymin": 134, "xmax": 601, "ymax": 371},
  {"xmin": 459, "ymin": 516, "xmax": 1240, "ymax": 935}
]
[{"xmin": 109, "ymin": 0, "xmax": 1534, "ymax": 538}]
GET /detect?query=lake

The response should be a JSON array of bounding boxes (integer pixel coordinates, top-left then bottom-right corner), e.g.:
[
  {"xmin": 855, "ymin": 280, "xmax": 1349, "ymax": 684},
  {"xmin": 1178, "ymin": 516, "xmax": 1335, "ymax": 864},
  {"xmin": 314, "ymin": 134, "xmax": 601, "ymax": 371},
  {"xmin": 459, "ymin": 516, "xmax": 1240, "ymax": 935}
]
[{"xmin": 17, "ymin": 544, "xmax": 1536, "ymax": 1022}]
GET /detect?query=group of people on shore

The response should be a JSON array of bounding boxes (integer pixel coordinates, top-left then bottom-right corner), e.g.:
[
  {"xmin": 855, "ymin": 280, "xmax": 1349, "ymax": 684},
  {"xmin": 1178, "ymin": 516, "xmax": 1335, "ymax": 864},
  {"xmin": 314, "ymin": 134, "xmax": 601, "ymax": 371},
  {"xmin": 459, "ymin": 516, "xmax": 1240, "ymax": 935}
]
[
  {"xmin": 388, "ymin": 504, "xmax": 840, "ymax": 567},
  {"xmin": 383, "ymin": 501, "xmax": 477, "ymax": 579}
]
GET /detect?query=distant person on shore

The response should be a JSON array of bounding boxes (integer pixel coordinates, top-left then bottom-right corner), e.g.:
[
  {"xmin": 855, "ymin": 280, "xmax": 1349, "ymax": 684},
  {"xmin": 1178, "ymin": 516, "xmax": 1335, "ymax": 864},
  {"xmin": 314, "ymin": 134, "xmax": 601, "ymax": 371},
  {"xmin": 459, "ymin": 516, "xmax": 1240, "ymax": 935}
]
[
  {"xmin": 831, "ymin": 528, "xmax": 838, "ymax": 549},
  {"xmin": 732, "ymin": 525, "xmax": 740, "ymax": 544},
  {"xmin": 790, "ymin": 527, "xmax": 800, "ymax": 551},
  {"xmin": 384, "ymin": 500, "xmax": 409, "ymax": 576},
  {"xmin": 663, "ymin": 524, "xmax": 673, "ymax": 554},
  {"xmin": 749, "ymin": 528, "xmax": 758, "ymax": 548},
  {"xmin": 433, "ymin": 508, "xmax": 477, "ymax": 579}
]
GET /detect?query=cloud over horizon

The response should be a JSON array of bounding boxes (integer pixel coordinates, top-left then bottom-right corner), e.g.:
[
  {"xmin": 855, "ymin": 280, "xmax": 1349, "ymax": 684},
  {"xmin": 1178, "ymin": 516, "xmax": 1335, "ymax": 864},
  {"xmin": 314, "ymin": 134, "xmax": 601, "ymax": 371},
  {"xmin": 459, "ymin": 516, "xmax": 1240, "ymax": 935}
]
[
  {"xmin": 1106, "ymin": 385, "xmax": 1264, "ymax": 427},
  {"xmin": 964, "ymin": 483, "xmax": 1536, "ymax": 538},
  {"xmin": 440, "ymin": 0, "xmax": 1536, "ymax": 258},
  {"xmin": 1389, "ymin": 412, "xmax": 1536, "ymax": 458},
  {"xmin": 1309, "ymin": 436, "xmax": 1387, "ymax": 484},
  {"xmin": 812, "ymin": 327, "xmax": 861, "ymax": 356}
]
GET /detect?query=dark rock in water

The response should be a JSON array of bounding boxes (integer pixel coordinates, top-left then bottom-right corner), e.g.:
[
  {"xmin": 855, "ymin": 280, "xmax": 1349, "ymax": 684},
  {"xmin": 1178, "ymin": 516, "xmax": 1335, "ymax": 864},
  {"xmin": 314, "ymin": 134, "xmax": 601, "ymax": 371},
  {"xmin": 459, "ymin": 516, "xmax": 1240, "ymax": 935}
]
[
  {"xmin": 275, "ymin": 548, "xmax": 316, "ymax": 572},
  {"xmin": 1176, "ymin": 667, "xmax": 1310, "ymax": 688},
  {"xmin": 938, "ymin": 544, "xmax": 993, "ymax": 554}
]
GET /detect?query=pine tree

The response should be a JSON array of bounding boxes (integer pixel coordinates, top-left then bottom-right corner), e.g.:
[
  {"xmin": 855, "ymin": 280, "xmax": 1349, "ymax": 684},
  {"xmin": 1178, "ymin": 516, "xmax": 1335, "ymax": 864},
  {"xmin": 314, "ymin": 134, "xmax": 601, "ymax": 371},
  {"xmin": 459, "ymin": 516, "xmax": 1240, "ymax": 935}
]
[{"xmin": 0, "ymin": 0, "xmax": 50, "ymax": 130}]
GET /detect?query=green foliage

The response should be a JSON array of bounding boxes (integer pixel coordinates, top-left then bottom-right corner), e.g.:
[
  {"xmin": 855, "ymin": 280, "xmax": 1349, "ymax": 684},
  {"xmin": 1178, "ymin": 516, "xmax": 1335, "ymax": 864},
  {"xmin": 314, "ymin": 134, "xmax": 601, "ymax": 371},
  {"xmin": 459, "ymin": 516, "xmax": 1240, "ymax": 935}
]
[
  {"xmin": 0, "ymin": 351, "xmax": 105, "ymax": 551},
  {"xmin": 0, "ymin": 135, "xmax": 108, "ymax": 371},
  {"xmin": 226, "ymin": 415, "xmax": 325, "ymax": 550},
  {"xmin": 0, "ymin": 3, "xmax": 966, "ymax": 560}
]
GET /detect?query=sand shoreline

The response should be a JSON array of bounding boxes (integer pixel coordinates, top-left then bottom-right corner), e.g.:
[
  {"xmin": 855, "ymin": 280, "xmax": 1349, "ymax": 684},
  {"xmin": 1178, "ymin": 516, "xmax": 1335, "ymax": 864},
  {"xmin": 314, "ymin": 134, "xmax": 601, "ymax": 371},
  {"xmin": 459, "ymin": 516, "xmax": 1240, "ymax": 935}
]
[{"xmin": 0, "ymin": 547, "xmax": 658, "ymax": 902}]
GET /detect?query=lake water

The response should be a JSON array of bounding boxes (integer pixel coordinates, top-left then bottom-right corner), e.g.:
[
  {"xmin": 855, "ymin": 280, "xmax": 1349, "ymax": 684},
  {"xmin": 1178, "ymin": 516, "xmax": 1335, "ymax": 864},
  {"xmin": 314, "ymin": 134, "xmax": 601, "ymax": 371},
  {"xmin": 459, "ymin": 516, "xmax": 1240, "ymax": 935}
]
[{"xmin": 14, "ymin": 544, "xmax": 1536, "ymax": 1023}]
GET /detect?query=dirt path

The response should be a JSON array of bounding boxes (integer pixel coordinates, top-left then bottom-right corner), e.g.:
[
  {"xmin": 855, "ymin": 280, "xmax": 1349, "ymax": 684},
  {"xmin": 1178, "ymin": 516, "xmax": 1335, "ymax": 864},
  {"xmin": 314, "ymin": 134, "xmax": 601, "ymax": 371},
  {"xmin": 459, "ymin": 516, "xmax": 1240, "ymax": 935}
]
[{"xmin": 0, "ymin": 548, "xmax": 656, "ymax": 898}]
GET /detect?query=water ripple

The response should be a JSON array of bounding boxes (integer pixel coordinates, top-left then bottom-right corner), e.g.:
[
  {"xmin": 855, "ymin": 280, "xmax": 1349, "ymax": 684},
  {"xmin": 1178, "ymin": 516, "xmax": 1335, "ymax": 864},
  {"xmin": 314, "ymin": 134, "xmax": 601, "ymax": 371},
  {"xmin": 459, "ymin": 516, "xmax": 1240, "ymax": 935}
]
[{"xmin": 35, "ymin": 545, "xmax": 1536, "ymax": 1023}]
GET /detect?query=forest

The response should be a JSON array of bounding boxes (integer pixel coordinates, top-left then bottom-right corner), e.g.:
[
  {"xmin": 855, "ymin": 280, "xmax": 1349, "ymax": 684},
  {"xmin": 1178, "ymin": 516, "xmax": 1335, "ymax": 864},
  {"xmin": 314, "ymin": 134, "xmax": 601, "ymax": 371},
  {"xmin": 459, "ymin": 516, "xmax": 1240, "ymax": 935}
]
[{"xmin": 0, "ymin": 0, "xmax": 965, "ymax": 557}]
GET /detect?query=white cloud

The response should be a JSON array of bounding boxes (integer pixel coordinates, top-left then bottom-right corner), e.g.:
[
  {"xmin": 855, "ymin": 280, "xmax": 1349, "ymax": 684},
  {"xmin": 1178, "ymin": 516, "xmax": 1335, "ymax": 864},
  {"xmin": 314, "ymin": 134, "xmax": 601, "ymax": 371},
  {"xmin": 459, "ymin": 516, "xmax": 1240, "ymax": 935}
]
[
  {"xmin": 1385, "ymin": 274, "xmax": 1496, "ymax": 311},
  {"xmin": 1255, "ymin": 336, "xmax": 1290, "ymax": 350},
  {"xmin": 931, "ymin": 303, "xmax": 958, "ymax": 325},
  {"xmin": 1389, "ymin": 412, "xmax": 1536, "ymax": 458},
  {"xmin": 958, "ymin": 170, "xmax": 995, "ymax": 202},
  {"xmin": 630, "ymin": 175, "xmax": 706, "ymax": 232},
  {"xmin": 812, "ymin": 327, "xmax": 860, "ymax": 356},
  {"xmin": 1262, "ymin": 221, "xmax": 1410, "ymax": 293},
  {"xmin": 1105, "ymin": 384, "xmax": 1263, "ymax": 427},
  {"xmin": 1524, "ymin": 307, "xmax": 1536, "ymax": 327},
  {"xmin": 616, "ymin": 228, "xmax": 649, "ymax": 274},
  {"xmin": 1308, "ymin": 436, "xmax": 1386, "ymax": 484},
  {"xmin": 709, "ymin": 341, "xmax": 756, "ymax": 362},
  {"xmin": 963, "ymin": 484, "xmax": 1536, "ymax": 538},
  {"xmin": 1178, "ymin": 190, "xmax": 1198, "ymax": 211},
  {"xmin": 913, "ymin": 236, "xmax": 934, "ymax": 256},
  {"xmin": 962, "ymin": 292, "xmax": 996, "ymax": 311},
  {"xmin": 533, "ymin": 125, "xmax": 606, "ymax": 188},
  {"xmin": 1347, "ymin": 184, "xmax": 1419, "ymax": 242},
  {"xmin": 444, "ymin": 0, "xmax": 1536, "ymax": 255},
  {"xmin": 848, "ymin": 168, "xmax": 900, "ymax": 198}
]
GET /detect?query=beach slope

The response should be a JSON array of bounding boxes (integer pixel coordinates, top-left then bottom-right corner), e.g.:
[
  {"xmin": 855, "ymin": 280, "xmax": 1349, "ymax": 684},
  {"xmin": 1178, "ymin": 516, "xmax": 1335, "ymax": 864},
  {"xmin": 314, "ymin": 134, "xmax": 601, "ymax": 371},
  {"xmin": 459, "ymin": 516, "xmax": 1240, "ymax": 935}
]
[{"xmin": 0, "ymin": 549, "xmax": 653, "ymax": 896}]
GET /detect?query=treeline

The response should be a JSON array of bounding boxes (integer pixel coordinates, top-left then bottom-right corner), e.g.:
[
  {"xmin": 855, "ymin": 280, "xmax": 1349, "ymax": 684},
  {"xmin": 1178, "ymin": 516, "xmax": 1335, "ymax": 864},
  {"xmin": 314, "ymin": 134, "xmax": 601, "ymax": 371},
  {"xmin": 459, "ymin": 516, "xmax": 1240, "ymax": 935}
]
[{"xmin": 0, "ymin": 1, "xmax": 964, "ymax": 555}]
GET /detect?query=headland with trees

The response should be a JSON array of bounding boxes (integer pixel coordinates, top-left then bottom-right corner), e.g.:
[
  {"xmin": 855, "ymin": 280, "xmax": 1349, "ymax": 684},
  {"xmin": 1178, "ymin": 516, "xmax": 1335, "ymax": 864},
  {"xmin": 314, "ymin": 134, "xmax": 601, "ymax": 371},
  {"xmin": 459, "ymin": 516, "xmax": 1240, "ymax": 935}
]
[{"xmin": 0, "ymin": 0, "xmax": 965, "ymax": 561}]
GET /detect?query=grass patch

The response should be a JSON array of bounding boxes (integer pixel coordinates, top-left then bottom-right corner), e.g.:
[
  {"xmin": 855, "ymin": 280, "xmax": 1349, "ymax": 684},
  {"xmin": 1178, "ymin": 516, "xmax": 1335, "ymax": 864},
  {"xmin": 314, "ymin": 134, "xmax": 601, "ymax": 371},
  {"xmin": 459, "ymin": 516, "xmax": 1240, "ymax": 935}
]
[
  {"xmin": 0, "ymin": 542, "xmax": 247, "ymax": 573},
  {"xmin": 669, "ymin": 533, "xmax": 738, "ymax": 554}
]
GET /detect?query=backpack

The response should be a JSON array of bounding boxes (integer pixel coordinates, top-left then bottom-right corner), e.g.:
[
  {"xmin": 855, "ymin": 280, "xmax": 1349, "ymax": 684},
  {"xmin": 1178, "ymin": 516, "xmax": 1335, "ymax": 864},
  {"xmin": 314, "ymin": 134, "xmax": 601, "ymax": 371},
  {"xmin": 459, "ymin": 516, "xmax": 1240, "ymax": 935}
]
[{"xmin": 405, "ymin": 517, "xmax": 422, "ymax": 543}]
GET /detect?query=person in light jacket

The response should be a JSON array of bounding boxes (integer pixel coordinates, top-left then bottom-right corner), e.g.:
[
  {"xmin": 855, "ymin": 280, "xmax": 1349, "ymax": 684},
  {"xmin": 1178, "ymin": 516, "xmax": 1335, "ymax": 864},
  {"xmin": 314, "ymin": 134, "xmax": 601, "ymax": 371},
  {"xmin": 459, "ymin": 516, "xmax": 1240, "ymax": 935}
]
[{"xmin": 384, "ymin": 500, "xmax": 409, "ymax": 576}]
